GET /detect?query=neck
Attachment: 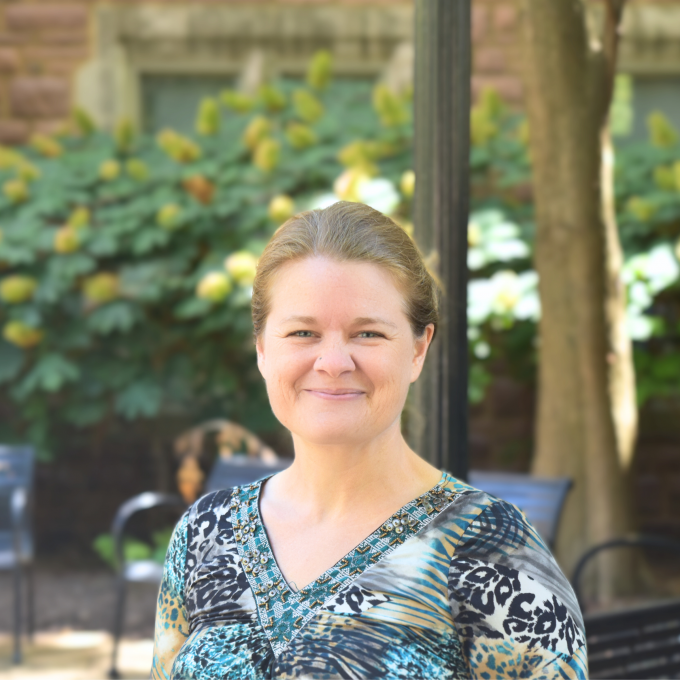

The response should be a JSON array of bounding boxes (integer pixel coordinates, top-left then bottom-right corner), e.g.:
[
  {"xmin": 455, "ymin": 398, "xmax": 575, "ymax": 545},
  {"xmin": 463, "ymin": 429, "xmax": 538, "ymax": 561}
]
[{"xmin": 269, "ymin": 423, "xmax": 441, "ymax": 521}]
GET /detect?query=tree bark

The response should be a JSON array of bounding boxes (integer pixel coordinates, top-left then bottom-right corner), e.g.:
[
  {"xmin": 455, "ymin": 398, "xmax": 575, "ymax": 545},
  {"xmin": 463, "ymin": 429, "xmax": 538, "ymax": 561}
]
[{"xmin": 521, "ymin": 0, "xmax": 635, "ymax": 600}]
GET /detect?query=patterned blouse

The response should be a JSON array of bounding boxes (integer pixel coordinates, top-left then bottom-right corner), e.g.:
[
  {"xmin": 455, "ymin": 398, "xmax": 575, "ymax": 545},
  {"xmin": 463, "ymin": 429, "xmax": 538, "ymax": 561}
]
[{"xmin": 151, "ymin": 472, "xmax": 588, "ymax": 679}]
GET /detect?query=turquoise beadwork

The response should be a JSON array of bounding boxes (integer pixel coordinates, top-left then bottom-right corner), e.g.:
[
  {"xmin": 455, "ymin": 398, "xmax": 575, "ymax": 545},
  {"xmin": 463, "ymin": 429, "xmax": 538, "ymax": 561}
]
[{"xmin": 231, "ymin": 477, "xmax": 459, "ymax": 657}]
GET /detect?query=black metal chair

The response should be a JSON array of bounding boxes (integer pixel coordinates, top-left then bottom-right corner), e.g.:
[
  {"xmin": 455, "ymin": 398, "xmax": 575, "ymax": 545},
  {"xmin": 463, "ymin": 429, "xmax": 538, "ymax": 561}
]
[
  {"xmin": 204, "ymin": 454, "xmax": 291, "ymax": 493},
  {"xmin": 467, "ymin": 470, "xmax": 573, "ymax": 549},
  {"xmin": 108, "ymin": 454, "xmax": 291, "ymax": 678},
  {"xmin": 570, "ymin": 535, "xmax": 680, "ymax": 679},
  {"xmin": 108, "ymin": 492, "xmax": 186, "ymax": 679},
  {"xmin": 0, "ymin": 444, "xmax": 35, "ymax": 665}
]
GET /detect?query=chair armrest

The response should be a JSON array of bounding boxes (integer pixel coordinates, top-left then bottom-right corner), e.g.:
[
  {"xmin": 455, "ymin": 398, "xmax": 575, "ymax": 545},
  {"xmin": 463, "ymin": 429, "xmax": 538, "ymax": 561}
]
[
  {"xmin": 571, "ymin": 534, "xmax": 680, "ymax": 608},
  {"xmin": 111, "ymin": 492, "xmax": 186, "ymax": 573}
]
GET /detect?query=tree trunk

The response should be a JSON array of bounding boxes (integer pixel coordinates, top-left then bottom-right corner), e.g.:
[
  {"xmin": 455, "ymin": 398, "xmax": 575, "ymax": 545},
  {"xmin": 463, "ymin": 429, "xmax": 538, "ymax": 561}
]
[{"xmin": 521, "ymin": 0, "xmax": 636, "ymax": 600}]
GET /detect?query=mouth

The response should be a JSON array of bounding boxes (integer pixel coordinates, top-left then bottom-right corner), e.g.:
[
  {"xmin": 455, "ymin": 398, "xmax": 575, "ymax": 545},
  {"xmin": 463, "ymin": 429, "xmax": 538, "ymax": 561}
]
[{"xmin": 303, "ymin": 388, "xmax": 365, "ymax": 401}]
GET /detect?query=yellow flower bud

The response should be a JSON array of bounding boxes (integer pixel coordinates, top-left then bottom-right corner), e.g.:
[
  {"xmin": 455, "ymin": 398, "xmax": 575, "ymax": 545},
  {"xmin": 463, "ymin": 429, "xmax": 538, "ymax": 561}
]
[
  {"xmin": 126, "ymin": 159, "xmax": 149, "ymax": 182},
  {"xmin": 115, "ymin": 119, "xmax": 135, "ymax": 153},
  {"xmin": 72, "ymin": 107, "xmax": 96, "ymax": 136},
  {"xmin": 99, "ymin": 160, "xmax": 121, "ymax": 181},
  {"xmin": 253, "ymin": 138, "xmax": 281, "ymax": 173},
  {"xmin": 292, "ymin": 90, "xmax": 324, "ymax": 124},
  {"xmin": 243, "ymin": 116, "xmax": 272, "ymax": 151},
  {"xmin": 400, "ymin": 170, "xmax": 415, "ymax": 198},
  {"xmin": 196, "ymin": 98, "xmax": 220, "ymax": 136},
  {"xmin": 18, "ymin": 163, "xmax": 40, "ymax": 183},
  {"xmin": 30, "ymin": 133, "xmax": 62, "ymax": 158},
  {"xmin": 156, "ymin": 204, "xmax": 182, "ymax": 229},
  {"xmin": 196, "ymin": 271, "xmax": 232, "ymax": 303},
  {"xmin": 3, "ymin": 178, "xmax": 29, "ymax": 203},
  {"xmin": 156, "ymin": 129, "xmax": 201, "ymax": 163},
  {"xmin": 68, "ymin": 207, "xmax": 90, "ymax": 229},
  {"xmin": 470, "ymin": 108, "xmax": 498, "ymax": 147},
  {"xmin": 3, "ymin": 321, "xmax": 43, "ymax": 348},
  {"xmin": 627, "ymin": 197, "xmax": 656, "ymax": 222},
  {"xmin": 648, "ymin": 112, "xmax": 679, "ymax": 149},
  {"xmin": 372, "ymin": 84, "xmax": 409, "ymax": 127},
  {"xmin": 285, "ymin": 123, "xmax": 318, "ymax": 150},
  {"xmin": 83, "ymin": 273, "xmax": 119, "ymax": 305},
  {"xmin": 0, "ymin": 276, "xmax": 38, "ymax": 304},
  {"xmin": 54, "ymin": 227, "xmax": 80, "ymax": 254},
  {"xmin": 333, "ymin": 168, "xmax": 370, "ymax": 202},
  {"xmin": 225, "ymin": 251, "xmax": 258, "ymax": 286},
  {"xmin": 221, "ymin": 90, "xmax": 254, "ymax": 114},
  {"xmin": 307, "ymin": 50, "xmax": 333, "ymax": 91},
  {"xmin": 268, "ymin": 195, "xmax": 295, "ymax": 224},
  {"xmin": 259, "ymin": 85, "xmax": 287, "ymax": 113}
]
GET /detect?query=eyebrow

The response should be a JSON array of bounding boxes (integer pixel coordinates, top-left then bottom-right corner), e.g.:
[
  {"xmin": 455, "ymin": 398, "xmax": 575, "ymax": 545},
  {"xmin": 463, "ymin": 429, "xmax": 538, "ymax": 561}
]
[{"xmin": 281, "ymin": 315, "xmax": 398, "ymax": 329}]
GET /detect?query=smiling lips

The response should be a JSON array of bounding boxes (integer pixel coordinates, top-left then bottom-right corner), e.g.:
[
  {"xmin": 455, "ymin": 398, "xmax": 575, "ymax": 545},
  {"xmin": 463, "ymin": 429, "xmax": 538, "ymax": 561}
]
[{"xmin": 303, "ymin": 388, "xmax": 365, "ymax": 400}]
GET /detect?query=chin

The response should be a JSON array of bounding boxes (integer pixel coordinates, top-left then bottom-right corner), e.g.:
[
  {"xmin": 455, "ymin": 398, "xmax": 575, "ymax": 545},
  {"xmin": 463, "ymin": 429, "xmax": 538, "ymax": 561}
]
[{"xmin": 288, "ymin": 417, "xmax": 374, "ymax": 448}]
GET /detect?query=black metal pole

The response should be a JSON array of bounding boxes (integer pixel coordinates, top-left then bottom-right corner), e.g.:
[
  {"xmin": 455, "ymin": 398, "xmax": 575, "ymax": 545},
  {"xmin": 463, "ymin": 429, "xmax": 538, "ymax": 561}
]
[{"xmin": 411, "ymin": 0, "xmax": 471, "ymax": 480}]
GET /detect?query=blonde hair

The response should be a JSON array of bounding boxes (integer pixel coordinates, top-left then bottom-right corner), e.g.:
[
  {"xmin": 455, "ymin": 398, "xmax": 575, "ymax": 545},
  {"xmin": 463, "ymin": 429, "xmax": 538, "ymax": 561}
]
[{"xmin": 252, "ymin": 201, "xmax": 439, "ymax": 339}]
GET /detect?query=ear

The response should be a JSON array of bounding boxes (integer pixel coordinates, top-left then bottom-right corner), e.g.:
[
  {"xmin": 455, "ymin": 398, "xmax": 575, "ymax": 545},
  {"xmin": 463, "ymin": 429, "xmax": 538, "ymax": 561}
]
[
  {"xmin": 256, "ymin": 336, "xmax": 266, "ymax": 377},
  {"xmin": 410, "ymin": 324, "xmax": 435, "ymax": 383}
]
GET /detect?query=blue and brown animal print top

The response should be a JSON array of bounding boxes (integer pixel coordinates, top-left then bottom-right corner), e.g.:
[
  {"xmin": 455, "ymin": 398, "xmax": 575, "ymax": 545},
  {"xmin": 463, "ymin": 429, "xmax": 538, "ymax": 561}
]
[{"xmin": 151, "ymin": 472, "xmax": 588, "ymax": 679}]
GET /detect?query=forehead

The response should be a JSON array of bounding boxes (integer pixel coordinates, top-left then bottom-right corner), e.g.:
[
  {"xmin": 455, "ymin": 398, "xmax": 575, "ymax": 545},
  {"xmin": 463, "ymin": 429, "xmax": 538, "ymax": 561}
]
[{"xmin": 267, "ymin": 256, "xmax": 408, "ymax": 322}]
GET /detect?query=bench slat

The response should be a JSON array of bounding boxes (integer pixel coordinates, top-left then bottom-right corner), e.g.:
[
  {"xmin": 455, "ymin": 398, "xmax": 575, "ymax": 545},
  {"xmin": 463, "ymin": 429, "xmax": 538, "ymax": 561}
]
[
  {"xmin": 597, "ymin": 658, "xmax": 680, "ymax": 680},
  {"xmin": 588, "ymin": 621, "xmax": 680, "ymax": 655},
  {"xmin": 585, "ymin": 600, "xmax": 680, "ymax": 636},
  {"xmin": 589, "ymin": 636, "xmax": 680, "ymax": 674}
]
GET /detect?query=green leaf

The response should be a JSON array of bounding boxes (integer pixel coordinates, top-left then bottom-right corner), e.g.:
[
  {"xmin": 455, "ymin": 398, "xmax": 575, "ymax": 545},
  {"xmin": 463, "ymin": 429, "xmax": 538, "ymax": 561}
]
[
  {"xmin": 63, "ymin": 400, "xmax": 108, "ymax": 428},
  {"xmin": 174, "ymin": 297, "xmax": 212, "ymax": 319},
  {"xmin": 132, "ymin": 228, "xmax": 170, "ymax": 255},
  {"xmin": 0, "ymin": 340, "xmax": 24, "ymax": 384},
  {"xmin": 15, "ymin": 353, "xmax": 80, "ymax": 397},
  {"xmin": 86, "ymin": 301, "xmax": 140, "ymax": 335},
  {"xmin": 115, "ymin": 380, "xmax": 163, "ymax": 419}
]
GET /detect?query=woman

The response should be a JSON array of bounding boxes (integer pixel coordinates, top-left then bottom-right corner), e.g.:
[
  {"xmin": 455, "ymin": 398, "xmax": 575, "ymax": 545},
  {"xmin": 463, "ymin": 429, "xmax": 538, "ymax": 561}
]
[{"xmin": 152, "ymin": 201, "xmax": 587, "ymax": 679}]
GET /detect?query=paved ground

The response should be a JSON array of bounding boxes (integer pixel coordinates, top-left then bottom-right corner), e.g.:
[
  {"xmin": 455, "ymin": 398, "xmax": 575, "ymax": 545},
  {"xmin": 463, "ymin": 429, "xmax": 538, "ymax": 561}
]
[
  {"xmin": 0, "ymin": 569, "xmax": 157, "ymax": 678},
  {"xmin": 0, "ymin": 570, "xmax": 157, "ymax": 638},
  {"xmin": 0, "ymin": 632, "xmax": 153, "ymax": 679}
]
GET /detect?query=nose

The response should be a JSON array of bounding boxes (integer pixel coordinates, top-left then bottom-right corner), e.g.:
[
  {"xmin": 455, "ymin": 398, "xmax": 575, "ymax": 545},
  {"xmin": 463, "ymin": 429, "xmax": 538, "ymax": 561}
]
[{"xmin": 314, "ymin": 342, "xmax": 355, "ymax": 378}]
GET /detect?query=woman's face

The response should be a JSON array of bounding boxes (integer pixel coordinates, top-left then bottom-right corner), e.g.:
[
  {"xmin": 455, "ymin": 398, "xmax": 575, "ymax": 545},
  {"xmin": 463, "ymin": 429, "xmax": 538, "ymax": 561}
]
[{"xmin": 256, "ymin": 256, "xmax": 434, "ymax": 448}]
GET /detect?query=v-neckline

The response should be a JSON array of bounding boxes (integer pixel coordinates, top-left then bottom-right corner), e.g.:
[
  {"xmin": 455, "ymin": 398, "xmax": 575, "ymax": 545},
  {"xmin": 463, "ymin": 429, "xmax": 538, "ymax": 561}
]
[
  {"xmin": 258, "ymin": 470, "xmax": 450, "ymax": 592},
  {"xmin": 229, "ymin": 471, "xmax": 461, "ymax": 657}
]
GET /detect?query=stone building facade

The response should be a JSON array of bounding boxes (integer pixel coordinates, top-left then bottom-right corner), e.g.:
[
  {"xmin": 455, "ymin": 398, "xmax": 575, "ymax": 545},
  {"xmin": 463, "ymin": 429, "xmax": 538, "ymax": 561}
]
[{"xmin": 0, "ymin": 0, "xmax": 526, "ymax": 142}]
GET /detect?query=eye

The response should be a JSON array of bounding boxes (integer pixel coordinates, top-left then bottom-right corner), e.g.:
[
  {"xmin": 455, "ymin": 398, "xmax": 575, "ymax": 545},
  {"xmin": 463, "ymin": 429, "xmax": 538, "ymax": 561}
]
[
  {"xmin": 357, "ymin": 331, "xmax": 384, "ymax": 339},
  {"xmin": 289, "ymin": 330, "xmax": 314, "ymax": 338}
]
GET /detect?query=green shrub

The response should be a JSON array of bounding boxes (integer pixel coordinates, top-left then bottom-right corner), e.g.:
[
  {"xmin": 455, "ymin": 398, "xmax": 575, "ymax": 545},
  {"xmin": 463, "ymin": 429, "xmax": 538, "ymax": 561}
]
[{"xmin": 0, "ymin": 56, "xmax": 412, "ymax": 458}]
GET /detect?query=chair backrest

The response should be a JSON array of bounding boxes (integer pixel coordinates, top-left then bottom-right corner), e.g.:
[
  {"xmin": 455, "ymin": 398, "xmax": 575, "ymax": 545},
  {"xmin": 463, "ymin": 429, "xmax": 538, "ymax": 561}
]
[
  {"xmin": 467, "ymin": 470, "xmax": 572, "ymax": 549},
  {"xmin": 0, "ymin": 445, "xmax": 34, "ymax": 490},
  {"xmin": 205, "ymin": 454, "xmax": 292, "ymax": 493},
  {"xmin": 0, "ymin": 445, "xmax": 35, "ymax": 565}
]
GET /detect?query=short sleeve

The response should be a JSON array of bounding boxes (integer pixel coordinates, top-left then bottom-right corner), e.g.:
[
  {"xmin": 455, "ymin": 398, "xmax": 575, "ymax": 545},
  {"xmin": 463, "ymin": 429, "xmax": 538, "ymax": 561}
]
[
  {"xmin": 164, "ymin": 511, "xmax": 189, "ymax": 605},
  {"xmin": 449, "ymin": 499, "xmax": 588, "ymax": 680},
  {"xmin": 151, "ymin": 512, "xmax": 190, "ymax": 679}
]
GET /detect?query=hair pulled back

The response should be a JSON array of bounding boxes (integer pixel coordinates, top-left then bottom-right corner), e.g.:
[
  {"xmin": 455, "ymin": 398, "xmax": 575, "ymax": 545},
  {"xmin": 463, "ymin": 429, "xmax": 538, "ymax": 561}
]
[{"xmin": 251, "ymin": 201, "xmax": 439, "ymax": 339}]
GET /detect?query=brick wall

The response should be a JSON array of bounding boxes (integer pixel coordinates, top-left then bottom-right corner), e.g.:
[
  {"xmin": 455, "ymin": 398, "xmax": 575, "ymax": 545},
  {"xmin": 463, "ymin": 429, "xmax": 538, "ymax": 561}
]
[{"xmin": 0, "ymin": 0, "xmax": 529, "ymax": 145}]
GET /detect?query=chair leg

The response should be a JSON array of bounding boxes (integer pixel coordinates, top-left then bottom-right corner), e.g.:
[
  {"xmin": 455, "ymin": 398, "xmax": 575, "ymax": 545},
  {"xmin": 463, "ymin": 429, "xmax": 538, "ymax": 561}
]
[
  {"xmin": 26, "ymin": 561, "xmax": 35, "ymax": 642},
  {"xmin": 108, "ymin": 575, "xmax": 127, "ymax": 680},
  {"xmin": 12, "ymin": 562, "xmax": 22, "ymax": 665}
]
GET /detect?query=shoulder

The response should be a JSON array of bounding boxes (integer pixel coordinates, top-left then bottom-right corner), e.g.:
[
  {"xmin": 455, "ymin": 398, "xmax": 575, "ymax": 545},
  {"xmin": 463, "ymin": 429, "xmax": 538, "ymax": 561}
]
[{"xmin": 441, "ymin": 476, "xmax": 584, "ymax": 632}]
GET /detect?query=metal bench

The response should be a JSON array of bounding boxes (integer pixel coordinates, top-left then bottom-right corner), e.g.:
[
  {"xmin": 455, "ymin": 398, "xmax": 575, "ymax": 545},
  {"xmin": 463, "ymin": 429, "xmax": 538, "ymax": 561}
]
[
  {"xmin": 107, "ymin": 450, "xmax": 290, "ymax": 678},
  {"xmin": 571, "ymin": 535, "xmax": 680, "ymax": 679},
  {"xmin": 467, "ymin": 470, "xmax": 572, "ymax": 549},
  {"xmin": 0, "ymin": 445, "xmax": 35, "ymax": 665}
]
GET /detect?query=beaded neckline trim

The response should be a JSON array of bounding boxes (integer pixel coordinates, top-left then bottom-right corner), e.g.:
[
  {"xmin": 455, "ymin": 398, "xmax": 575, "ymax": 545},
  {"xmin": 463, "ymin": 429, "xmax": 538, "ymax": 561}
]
[{"xmin": 229, "ymin": 472, "xmax": 460, "ymax": 657}]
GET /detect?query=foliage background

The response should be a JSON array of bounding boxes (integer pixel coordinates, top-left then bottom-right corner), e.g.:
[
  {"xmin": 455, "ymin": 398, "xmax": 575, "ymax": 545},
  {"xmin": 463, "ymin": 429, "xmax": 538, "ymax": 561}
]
[{"xmin": 1, "ymin": 53, "xmax": 680, "ymax": 472}]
